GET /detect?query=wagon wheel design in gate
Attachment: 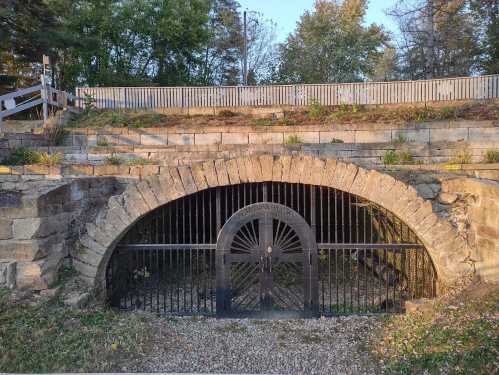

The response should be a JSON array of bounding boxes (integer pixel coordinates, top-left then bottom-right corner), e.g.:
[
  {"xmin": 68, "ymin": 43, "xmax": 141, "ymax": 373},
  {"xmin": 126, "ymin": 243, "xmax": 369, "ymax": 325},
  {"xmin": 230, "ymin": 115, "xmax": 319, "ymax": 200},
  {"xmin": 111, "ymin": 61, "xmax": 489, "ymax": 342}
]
[{"xmin": 216, "ymin": 202, "xmax": 318, "ymax": 318}]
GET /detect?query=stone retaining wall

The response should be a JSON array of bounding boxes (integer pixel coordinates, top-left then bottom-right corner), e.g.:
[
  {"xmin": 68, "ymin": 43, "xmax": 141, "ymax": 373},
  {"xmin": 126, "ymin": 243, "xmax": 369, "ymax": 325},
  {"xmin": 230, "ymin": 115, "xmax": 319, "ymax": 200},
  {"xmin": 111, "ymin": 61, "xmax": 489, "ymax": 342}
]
[
  {"xmin": 440, "ymin": 178, "xmax": 499, "ymax": 283},
  {"xmin": 59, "ymin": 120, "xmax": 499, "ymax": 147},
  {"xmin": 0, "ymin": 177, "xmax": 122, "ymax": 289}
]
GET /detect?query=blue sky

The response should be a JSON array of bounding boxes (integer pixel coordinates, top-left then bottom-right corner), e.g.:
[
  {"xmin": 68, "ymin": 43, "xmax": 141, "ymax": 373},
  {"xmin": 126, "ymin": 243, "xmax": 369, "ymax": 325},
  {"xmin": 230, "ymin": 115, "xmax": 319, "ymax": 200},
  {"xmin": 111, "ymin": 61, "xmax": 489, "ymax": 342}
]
[{"xmin": 238, "ymin": 0, "xmax": 399, "ymax": 42}]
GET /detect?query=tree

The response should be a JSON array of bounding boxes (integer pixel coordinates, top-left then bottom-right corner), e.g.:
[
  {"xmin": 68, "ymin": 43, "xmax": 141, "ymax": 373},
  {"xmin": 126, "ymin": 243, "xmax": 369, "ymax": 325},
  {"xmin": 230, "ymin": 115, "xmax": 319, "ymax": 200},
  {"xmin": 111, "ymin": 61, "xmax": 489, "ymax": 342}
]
[
  {"xmin": 242, "ymin": 11, "xmax": 279, "ymax": 85},
  {"xmin": 277, "ymin": 0, "xmax": 388, "ymax": 84},
  {"xmin": 388, "ymin": 0, "xmax": 483, "ymax": 79},
  {"xmin": 470, "ymin": 0, "xmax": 499, "ymax": 74},
  {"xmin": 201, "ymin": 0, "xmax": 242, "ymax": 85}
]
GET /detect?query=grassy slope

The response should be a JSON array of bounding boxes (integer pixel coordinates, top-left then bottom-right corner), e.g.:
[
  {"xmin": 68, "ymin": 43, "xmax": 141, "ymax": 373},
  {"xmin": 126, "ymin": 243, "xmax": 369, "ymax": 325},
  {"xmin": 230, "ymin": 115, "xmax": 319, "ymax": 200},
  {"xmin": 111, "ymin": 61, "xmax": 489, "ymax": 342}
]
[
  {"xmin": 0, "ymin": 288, "xmax": 152, "ymax": 372},
  {"xmin": 68, "ymin": 102, "xmax": 499, "ymax": 129},
  {"xmin": 371, "ymin": 284, "xmax": 499, "ymax": 375}
]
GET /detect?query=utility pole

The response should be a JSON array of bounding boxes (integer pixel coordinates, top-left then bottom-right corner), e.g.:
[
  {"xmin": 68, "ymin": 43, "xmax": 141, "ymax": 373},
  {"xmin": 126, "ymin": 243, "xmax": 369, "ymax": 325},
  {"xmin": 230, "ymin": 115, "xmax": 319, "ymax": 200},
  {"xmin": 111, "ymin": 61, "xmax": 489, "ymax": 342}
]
[{"xmin": 243, "ymin": 10, "xmax": 248, "ymax": 86}]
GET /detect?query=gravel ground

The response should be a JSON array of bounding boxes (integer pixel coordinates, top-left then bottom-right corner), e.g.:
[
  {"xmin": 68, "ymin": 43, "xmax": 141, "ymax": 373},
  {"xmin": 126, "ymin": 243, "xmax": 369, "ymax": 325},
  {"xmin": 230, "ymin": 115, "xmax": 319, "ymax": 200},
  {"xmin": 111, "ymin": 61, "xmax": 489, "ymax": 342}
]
[{"xmin": 132, "ymin": 315, "xmax": 382, "ymax": 375}]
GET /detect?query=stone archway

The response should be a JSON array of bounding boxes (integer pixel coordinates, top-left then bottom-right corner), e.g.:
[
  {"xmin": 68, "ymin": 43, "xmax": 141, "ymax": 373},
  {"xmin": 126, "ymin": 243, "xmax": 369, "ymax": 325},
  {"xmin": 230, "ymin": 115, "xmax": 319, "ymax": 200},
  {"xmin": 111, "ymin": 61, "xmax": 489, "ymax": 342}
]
[{"xmin": 73, "ymin": 155, "xmax": 472, "ymax": 295}]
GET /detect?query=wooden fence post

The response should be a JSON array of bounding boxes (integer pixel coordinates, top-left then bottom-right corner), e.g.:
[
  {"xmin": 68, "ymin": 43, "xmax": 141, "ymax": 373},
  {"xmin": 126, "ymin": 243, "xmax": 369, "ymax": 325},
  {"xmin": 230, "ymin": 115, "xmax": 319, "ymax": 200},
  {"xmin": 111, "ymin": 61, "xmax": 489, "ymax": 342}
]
[{"xmin": 40, "ymin": 75, "xmax": 48, "ymax": 124}]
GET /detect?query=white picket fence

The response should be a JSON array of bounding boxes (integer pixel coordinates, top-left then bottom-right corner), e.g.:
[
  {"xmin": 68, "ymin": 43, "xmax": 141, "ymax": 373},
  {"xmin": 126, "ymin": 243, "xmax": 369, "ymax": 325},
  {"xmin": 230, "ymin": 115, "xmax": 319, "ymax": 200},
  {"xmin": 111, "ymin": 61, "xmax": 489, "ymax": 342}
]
[{"xmin": 76, "ymin": 75, "xmax": 499, "ymax": 109}]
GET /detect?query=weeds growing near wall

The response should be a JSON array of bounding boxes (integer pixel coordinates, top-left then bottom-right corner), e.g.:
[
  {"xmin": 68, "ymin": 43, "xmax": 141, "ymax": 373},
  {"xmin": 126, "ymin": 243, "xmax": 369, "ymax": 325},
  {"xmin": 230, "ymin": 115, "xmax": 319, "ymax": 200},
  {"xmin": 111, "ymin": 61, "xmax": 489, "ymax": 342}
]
[{"xmin": 484, "ymin": 149, "xmax": 499, "ymax": 163}]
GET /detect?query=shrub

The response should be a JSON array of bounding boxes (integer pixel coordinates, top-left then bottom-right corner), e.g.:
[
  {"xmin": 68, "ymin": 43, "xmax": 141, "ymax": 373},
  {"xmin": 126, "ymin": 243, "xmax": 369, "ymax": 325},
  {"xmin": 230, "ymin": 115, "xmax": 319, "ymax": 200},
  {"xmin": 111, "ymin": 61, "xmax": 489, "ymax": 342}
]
[
  {"xmin": 484, "ymin": 149, "xmax": 499, "ymax": 163},
  {"xmin": 105, "ymin": 154, "xmax": 125, "ymax": 165},
  {"xmin": 285, "ymin": 135, "xmax": 302, "ymax": 145},
  {"xmin": 452, "ymin": 148, "xmax": 473, "ymax": 164},
  {"xmin": 383, "ymin": 150, "xmax": 400, "ymax": 165},
  {"xmin": 392, "ymin": 134, "xmax": 408, "ymax": 145},
  {"xmin": 38, "ymin": 152, "xmax": 63, "ymax": 166},
  {"xmin": 1, "ymin": 148, "xmax": 41, "ymax": 165},
  {"xmin": 44, "ymin": 124, "xmax": 68, "ymax": 146},
  {"xmin": 83, "ymin": 93, "xmax": 96, "ymax": 114},
  {"xmin": 308, "ymin": 99, "xmax": 329, "ymax": 119},
  {"xmin": 399, "ymin": 151, "xmax": 414, "ymax": 164},
  {"xmin": 96, "ymin": 138, "xmax": 109, "ymax": 147}
]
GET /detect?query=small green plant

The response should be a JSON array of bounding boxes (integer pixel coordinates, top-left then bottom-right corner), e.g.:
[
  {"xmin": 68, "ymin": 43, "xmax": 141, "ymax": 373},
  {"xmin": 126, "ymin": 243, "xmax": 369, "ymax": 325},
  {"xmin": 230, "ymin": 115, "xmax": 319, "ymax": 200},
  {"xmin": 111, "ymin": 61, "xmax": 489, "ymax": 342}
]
[
  {"xmin": 105, "ymin": 154, "xmax": 125, "ymax": 165},
  {"xmin": 277, "ymin": 117, "xmax": 296, "ymax": 126},
  {"xmin": 399, "ymin": 151, "xmax": 414, "ymax": 164},
  {"xmin": 83, "ymin": 93, "xmax": 96, "ymax": 114},
  {"xmin": 1, "ymin": 148, "xmax": 41, "ymax": 165},
  {"xmin": 383, "ymin": 150, "xmax": 400, "ymax": 165},
  {"xmin": 392, "ymin": 134, "xmax": 408, "ymax": 145},
  {"xmin": 484, "ymin": 149, "xmax": 499, "ymax": 163},
  {"xmin": 38, "ymin": 152, "xmax": 63, "ymax": 166},
  {"xmin": 284, "ymin": 135, "xmax": 302, "ymax": 145},
  {"xmin": 130, "ymin": 121, "xmax": 146, "ymax": 128},
  {"xmin": 451, "ymin": 148, "xmax": 473, "ymax": 164},
  {"xmin": 330, "ymin": 138, "xmax": 344, "ymax": 143},
  {"xmin": 96, "ymin": 138, "xmax": 109, "ymax": 147},
  {"xmin": 308, "ymin": 99, "xmax": 329, "ymax": 119},
  {"xmin": 127, "ymin": 157, "xmax": 154, "ymax": 166}
]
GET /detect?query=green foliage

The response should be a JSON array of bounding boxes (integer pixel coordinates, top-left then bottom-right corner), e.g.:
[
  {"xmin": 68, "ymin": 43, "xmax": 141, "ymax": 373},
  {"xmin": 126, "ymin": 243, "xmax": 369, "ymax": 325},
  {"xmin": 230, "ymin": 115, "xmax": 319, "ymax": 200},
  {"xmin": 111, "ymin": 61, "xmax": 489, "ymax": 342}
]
[
  {"xmin": 484, "ymin": 149, "xmax": 499, "ymax": 163},
  {"xmin": 38, "ymin": 152, "xmax": 63, "ymax": 166},
  {"xmin": 0, "ymin": 289, "xmax": 151, "ymax": 372},
  {"xmin": 383, "ymin": 150, "xmax": 400, "ymax": 165},
  {"xmin": 1, "ymin": 148, "xmax": 41, "ymax": 165},
  {"xmin": 392, "ymin": 134, "xmax": 408, "ymax": 145},
  {"xmin": 452, "ymin": 148, "xmax": 473, "ymax": 164},
  {"xmin": 69, "ymin": 110, "xmax": 167, "ymax": 128},
  {"xmin": 399, "ymin": 151, "xmax": 414, "ymax": 164},
  {"xmin": 252, "ymin": 118, "xmax": 274, "ymax": 126},
  {"xmin": 278, "ymin": 0, "xmax": 387, "ymax": 83},
  {"xmin": 104, "ymin": 154, "xmax": 124, "ymax": 165},
  {"xmin": 83, "ymin": 94, "xmax": 96, "ymax": 114},
  {"xmin": 372, "ymin": 286, "xmax": 499, "ymax": 375},
  {"xmin": 97, "ymin": 138, "xmax": 109, "ymax": 147},
  {"xmin": 284, "ymin": 135, "xmax": 302, "ymax": 145},
  {"xmin": 308, "ymin": 99, "xmax": 329, "ymax": 119}
]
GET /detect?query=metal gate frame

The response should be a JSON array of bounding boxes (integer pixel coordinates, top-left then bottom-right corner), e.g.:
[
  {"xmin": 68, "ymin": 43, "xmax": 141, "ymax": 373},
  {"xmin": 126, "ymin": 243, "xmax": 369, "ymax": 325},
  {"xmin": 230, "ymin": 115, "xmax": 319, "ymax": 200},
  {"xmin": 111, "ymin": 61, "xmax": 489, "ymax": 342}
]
[{"xmin": 106, "ymin": 182, "xmax": 436, "ymax": 317}]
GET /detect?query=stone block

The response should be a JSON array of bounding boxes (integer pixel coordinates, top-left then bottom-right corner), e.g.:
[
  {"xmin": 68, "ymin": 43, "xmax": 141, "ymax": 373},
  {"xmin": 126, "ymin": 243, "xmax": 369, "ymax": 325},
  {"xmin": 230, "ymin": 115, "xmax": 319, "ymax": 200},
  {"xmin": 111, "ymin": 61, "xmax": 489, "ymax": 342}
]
[
  {"xmin": 190, "ymin": 163, "xmax": 209, "ymax": 190},
  {"xmin": 214, "ymin": 159, "xmax": 230, "ymax": 186},
  {"xmin": 249, "ymin": 156, "xmax": 263, "ymax": 182},
  {"xmin": 222, "ymin": 133, "xmax": 249, "ymax": 145},
  {"xmin": 236, "ymin": 157, "xmax": 249, "ymax": 183},
  {"xmin": 168, "ymin": 133, "xmax": 194, "ymax": 145},
  {"xmin": 195, "ymin": 133, "xmax": 221, "ymax": 145},
  {"xmin": 61, "ymin": 164, "xmax": 94, "ymax": 176},
  {"xmin": 202, "ymin": 160, "xmax": 218, "ymax": 187},
  {"xmin": 429, "ymin": 128, "xmax": 468, "ymax": 143},
  {"xmin": 0, "ymin": 260, "xmax": 16, "ymax": 289},
  {"xmin": 249, "ymin": 133, "xmax": 283, "ymax": 145},
  {"xmin": 136, "ymin": 180, "xmax": 160, "ymax": 210},
  {"xmin": 319, "ymin": 131, "xmax": 355, "ymax": 144},
  {"xmin": 259, "ymin": 155, "xmax": 274, "ymax": 181},
  {"xmin": 468, "ymin": 127, "xmax": 499, "ymax": 142},
  {"xmin": 392, "ymin": 129, "xmax": 430, "ymax": 143},
  {"xmin": 141, "ymin": 134, "xmax": 168, "ymax": 146},
  {"xmin": 292, "ymin": 132, "xmax": 320, "ymax": 144},
  {"xmin": 177, "ymin": 166, "xmax": 197, "ymax": 194},
  {"xmin": 0, "ymin": 219, "xmax": 12, "ymax": 240},
  {"xmin": 355, "ymin": 130, "xmax": 392, "ymax": 143},
  {"xmin": 225, "ymin": 159, "xmax": 240, "ymax": 185},
  {"xmin": 12, "ymin": 214, "xmax": 69, "ymax": 240}
]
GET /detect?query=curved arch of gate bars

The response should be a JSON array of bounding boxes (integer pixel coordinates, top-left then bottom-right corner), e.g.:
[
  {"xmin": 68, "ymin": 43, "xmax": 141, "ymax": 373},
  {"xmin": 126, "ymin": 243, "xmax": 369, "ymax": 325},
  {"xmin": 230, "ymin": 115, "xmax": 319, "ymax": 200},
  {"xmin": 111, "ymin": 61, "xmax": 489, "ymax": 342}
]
[{"xmin": 74, "ymin": 155, "xmax": 471, "ymax": 304}]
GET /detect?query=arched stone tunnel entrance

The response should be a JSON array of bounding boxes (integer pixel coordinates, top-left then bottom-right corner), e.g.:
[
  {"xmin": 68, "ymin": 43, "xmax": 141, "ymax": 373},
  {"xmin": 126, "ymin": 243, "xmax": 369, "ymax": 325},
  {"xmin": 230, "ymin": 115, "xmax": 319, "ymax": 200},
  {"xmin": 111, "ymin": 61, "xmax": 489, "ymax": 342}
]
[{"xmin": 74, "ymin": 155, "xmax": 471, "ymax": 316}]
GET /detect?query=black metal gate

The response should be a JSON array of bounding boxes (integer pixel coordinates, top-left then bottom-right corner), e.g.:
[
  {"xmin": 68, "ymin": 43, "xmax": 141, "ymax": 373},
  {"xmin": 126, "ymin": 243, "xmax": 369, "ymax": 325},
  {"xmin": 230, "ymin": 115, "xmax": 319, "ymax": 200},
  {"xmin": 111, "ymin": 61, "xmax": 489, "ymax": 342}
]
[{"xmin": 106, "ymin": 182, "xmax": 437, "ymax": 317}]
